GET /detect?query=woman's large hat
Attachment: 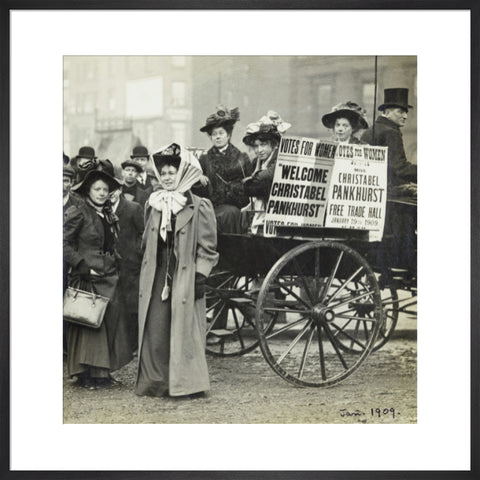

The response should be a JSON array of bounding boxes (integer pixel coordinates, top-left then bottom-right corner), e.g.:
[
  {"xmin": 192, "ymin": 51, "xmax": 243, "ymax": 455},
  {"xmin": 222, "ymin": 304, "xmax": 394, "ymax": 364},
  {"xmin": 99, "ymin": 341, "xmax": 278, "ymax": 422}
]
[
  {"xmin": 152, "ymin": 143, "xmax": 182, "ymax": 170},
  {"xmin": 130, "ymin": 145, "xmax": 150, "ymax": 159},
  {"xmin": 199, "ymin": 105, "xmax": 240, "ymax": 133},
  {"xmin": 322, "ymin": 101, "xmax": 368, "ymax": 130},
  {"xmin": 378, "ymin": 88, "xmax": 413, "ymax": 111},
  {"xmin": 242, "ymin": 111, "xmax": 291, "ymax": 146},
  {"xmin": 72, "ymin": 169, "xmax": 122, "ymax": 196}
]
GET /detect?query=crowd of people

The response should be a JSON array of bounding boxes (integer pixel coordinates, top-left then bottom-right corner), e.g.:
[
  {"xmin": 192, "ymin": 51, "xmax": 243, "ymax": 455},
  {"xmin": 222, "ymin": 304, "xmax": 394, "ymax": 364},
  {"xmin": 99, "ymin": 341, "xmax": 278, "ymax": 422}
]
[{"xmin": 63, "ymin": 87, "xmax": 417, "ymax": 398}]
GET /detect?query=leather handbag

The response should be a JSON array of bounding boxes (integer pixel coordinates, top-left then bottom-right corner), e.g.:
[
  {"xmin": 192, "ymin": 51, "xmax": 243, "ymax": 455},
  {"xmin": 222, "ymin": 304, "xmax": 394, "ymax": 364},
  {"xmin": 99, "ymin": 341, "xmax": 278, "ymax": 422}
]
[{"xmin": 63, "ymin": 285, "xmax": 110, "ymax": 329}]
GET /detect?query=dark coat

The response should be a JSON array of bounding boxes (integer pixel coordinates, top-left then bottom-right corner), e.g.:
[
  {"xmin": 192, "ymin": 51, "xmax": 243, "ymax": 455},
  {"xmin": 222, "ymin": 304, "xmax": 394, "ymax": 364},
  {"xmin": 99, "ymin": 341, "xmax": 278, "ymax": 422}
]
[
  {"xmin": 243, "ymin": 149, "xmax": 279, "ymax": 204},
  {"xmin": 136, "ymin": 171, "xmax": 158, "ymax": 191},
  {"xmin": 137, "ymin": 193, "xmax": 219, "ymax": 396},
  {"xmin": 63, "ymin": 201, "xmax": 132, "ymax": 375},
  {"xmin": 194, "ymin": 143, "xmax": 253, "ymax": 209},
  {"xmin": 121, "ymin": 182, "xmax": 150, "ymax": 208},
  {"xmin": 63, "ymin": 192, "xmax": 84, "ymax": 293},
  {"xmin": 115, "ymin": 195, "xmax": 144, "ymax": 315},
  {"xmin": 361, "ymin": 116, "xmax": 417, "ymax": 186}
]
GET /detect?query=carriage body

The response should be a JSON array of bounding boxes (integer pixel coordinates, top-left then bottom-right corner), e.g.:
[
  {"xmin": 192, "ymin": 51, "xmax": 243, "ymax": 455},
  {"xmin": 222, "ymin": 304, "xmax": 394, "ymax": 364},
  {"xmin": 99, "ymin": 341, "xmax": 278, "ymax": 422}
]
[{"xmin": 205, "ymin": 136, "xmax": 417, "ymax": 388}]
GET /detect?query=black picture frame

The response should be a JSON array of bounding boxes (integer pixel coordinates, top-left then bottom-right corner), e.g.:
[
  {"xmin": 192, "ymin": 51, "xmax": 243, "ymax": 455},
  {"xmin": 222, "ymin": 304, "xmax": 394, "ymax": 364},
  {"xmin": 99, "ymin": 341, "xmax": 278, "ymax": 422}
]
[{"xmin": 1, "ymin": 1, "xmax": 478, "ymax": 479}]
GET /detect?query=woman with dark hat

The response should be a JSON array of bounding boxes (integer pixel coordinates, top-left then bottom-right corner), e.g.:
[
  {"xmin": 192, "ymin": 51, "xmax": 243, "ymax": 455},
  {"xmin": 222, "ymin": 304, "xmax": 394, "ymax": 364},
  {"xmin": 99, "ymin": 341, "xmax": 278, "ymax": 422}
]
[
  {"xmin": 241, "ymin": 110, "xmax": 291, "ymax": 234},
  {"xmin": 195, "ymin": 105, "xmax": 253, "ymax": 234},
  {"xmin": 135, "ymin": 143, "xmax": 218, "ymax": 398},
  {"xmin": 64, "ymin": 169, "xmax": 132, "ymax": 389},
  {"xmin": 321, "ymin": 101, "xmax": 368, "ymax": 144}
]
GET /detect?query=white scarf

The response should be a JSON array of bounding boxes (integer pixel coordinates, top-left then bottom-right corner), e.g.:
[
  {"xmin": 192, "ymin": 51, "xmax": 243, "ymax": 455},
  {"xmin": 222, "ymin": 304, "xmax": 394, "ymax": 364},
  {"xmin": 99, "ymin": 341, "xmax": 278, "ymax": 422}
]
[{"xmin": 148, "ymin": 146, "xmax": 203, "ymax": 241}]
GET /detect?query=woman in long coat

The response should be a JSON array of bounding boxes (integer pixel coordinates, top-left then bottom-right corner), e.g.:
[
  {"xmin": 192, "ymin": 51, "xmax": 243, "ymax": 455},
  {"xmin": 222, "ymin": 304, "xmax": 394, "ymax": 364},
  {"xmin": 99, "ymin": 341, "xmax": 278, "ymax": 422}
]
[
  {"xmin": 135, "ymin": 143, "xmax": 219, "ymax": 398},
  {"xmin": 194, "ymin": 105, "xmax": 253, "ymax": 234},
  {"xmin": 64, "ymin": 170, "xmax": 132, "ymax": 389}
]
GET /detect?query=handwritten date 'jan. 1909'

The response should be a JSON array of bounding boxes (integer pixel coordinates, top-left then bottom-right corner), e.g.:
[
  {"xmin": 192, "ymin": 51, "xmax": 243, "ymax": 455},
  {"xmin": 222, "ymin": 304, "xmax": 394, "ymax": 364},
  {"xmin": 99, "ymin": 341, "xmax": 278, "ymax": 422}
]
[{"xmin": 339, "ymin": 408, "xmax": 399, "ymax": 419}]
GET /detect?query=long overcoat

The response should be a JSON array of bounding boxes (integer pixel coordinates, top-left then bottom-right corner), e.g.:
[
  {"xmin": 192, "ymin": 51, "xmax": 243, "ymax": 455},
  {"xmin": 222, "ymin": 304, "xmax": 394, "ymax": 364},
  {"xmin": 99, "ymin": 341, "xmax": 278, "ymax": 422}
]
[
  {"xmin": 137, "ymin": 193, "xmax": 218, "ymax": 396},
  {"xmin": 116, "ymin": 195, "xmax": 144, "ymax": 315},
  {"xmin": 63, "ymin": 201, "xmax": 132, "ymax": 375},
  {"xmin": 361, "ymin": 116, "xmax": 417, "ymax": 186}
]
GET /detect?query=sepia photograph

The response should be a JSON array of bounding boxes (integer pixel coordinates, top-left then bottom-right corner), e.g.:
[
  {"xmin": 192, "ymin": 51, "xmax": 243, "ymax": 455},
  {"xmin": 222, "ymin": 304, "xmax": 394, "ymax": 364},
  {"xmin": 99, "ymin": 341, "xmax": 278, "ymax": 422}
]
[
  {"xmin": 7, "ymin": 7, "xmax": 473, "ymax": 475},
  {"xmin": 62, "ymin": 55, "xmax": 417, "ymax": 424}
]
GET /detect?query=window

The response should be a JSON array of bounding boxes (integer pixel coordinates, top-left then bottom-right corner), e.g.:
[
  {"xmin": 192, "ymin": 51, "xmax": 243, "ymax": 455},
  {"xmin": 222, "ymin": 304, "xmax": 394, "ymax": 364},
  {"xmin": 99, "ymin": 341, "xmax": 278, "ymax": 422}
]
[{"xmin": 171, "ymin": 82, "xmax": 186, "ymax": 107}]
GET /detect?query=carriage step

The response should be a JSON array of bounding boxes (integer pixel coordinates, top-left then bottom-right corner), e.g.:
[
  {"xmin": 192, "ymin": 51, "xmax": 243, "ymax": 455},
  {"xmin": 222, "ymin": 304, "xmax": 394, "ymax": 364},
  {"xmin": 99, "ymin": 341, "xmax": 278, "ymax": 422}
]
[
  {"xmin": 209, "ymin": 328, "xmax": 237, "ymax": 337},
  {"xmin": 230, "ymin": 297, "xmax": 254, "ymax": 304}
]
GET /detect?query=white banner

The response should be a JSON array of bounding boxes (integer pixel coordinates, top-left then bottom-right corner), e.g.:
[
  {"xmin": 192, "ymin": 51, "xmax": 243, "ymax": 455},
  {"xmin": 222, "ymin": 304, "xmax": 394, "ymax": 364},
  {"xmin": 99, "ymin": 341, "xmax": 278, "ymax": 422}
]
[
  {"xmin": 324, "ymin": 143, "xmax": 388, "ymax": 241},
  {"xmin": 264, "ymin": 136, "xmax": 336, "ymax": 236}
]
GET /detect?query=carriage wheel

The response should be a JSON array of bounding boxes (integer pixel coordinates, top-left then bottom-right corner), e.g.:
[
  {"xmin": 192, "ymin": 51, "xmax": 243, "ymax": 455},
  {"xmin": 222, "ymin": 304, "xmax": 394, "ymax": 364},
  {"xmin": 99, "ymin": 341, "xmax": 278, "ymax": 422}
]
[
  {"xmin": 205, "ymin": 272, "xmax": 261, "ymax": 357},
  {"xmin": 256, "ymin": 241, "xmax": 383, "ymax": 387},
  {"xmin": 329, "ymin": 280, "xmax": 398, "ymax": 353},
  {"xmin": 373, "ymin": 286, "xmax": 399, "ymax": 351}
]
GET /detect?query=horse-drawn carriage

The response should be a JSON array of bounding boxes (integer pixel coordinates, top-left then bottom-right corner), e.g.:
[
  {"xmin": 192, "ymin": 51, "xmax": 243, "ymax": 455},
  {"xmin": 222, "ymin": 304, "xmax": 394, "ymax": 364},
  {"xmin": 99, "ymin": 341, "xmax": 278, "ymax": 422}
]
[{"xmin": 204, "ymin": 136, "xmax": 417, "ymax": 388}]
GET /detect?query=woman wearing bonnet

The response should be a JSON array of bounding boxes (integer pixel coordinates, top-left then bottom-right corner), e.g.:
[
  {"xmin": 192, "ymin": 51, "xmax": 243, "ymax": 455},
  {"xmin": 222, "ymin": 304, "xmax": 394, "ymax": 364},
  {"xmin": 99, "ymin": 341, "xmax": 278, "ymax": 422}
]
[
  {"xmin": 242, "ymin": 111, "xmax": 291, "ymax": 234},
  {"xmin": 321, "ymin": 101, "xmax": 368, "ymax": 144},
  {"xmin": 135, "ymin": 143, "xmax": 219, "ymax": 398}
]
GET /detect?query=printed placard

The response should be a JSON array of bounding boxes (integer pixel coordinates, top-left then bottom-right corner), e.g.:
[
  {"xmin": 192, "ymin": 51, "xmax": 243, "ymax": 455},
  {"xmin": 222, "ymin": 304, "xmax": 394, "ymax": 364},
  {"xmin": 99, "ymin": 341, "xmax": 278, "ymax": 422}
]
[
  {"xmin": 324, "ymin": 144, "xmax": 388, "ymax": 241},
  {"xmin": 264, "ymin": 136, "xmax": 336, "ymax": 236}
]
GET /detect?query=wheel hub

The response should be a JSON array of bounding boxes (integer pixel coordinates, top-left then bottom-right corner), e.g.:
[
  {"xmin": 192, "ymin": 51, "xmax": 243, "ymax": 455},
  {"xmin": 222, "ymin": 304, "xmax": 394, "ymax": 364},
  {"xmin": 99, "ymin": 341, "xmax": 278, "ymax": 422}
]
[{"xmin": 311, "ymin": 304, "xmax": 335, "ymax": 323}]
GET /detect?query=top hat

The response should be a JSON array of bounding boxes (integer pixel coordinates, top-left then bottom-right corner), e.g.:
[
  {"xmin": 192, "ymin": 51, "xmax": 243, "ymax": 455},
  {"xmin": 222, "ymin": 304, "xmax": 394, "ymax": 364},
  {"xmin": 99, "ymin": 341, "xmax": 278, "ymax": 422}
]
[
  {"xmin": 130, "ymin": 145, "xmax": 150, "ymax": 159},
  {"xmin": 72, "ymin": 169, "xmax": 122, "ymax": 196},
  {"xmin": 378, "ymin": 88, "xmax": 413, "ymax": 111},
  {"xmin": 121, "ymin": 160, "xmax": 143, "ymax": 173},
  {"xmin": 322, "ymin": 101, "xmax": 368, "ymax": 131},
  {"xmin": 200, "ymin": 105, "xmax": 240, "ymax": 133},
  {"xmin": 242, "ymin": 111, "xmax": 291, "ymax": 146},
  {"xmin": 152, "ymin": 143, "xmax": 182, "ymax": 170}
]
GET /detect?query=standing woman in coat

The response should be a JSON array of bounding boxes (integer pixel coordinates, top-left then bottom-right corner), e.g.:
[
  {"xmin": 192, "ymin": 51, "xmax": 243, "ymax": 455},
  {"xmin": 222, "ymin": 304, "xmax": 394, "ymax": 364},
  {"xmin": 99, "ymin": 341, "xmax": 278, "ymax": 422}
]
[
  {"xmin": 194, "ymin": 105, "xmax": 253, "ymax": 233},
  {"xmin": 64, "ymin": 170, "xmax": 132, "ymax": 389},
  {"xmin": 135, "ymin": 143, "xmax": 219, "ymax": 398},
  {"xmin": 321, "ymin": 101, "xmax": 369, "ymax": 144}
]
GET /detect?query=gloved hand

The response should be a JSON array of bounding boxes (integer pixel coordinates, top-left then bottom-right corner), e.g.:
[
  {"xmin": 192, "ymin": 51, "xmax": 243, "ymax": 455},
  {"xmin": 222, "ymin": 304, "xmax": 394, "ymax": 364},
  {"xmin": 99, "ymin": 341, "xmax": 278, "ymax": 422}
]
[
  {"xmin": 194, "ymin": 272, "xmax": 207, "ymax": 300},
  {"xmin": 76, "ymin": 260, "xmax": 91, "ymax": 279}
]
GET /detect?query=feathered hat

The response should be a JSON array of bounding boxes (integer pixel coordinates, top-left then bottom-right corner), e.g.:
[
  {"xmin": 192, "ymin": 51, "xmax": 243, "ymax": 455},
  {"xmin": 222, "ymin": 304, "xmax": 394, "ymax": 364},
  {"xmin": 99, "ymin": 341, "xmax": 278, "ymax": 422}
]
[
  {"xmin": 199, "ymin": 105, "xmax": 240, "ymax": 133},
  {"xmin": 242, "ymin": 111, "xmax": 291, "ymax": 146},
  {"xmin": 322, "ymin": 101, "xmax": 368, "ymax": 131}
]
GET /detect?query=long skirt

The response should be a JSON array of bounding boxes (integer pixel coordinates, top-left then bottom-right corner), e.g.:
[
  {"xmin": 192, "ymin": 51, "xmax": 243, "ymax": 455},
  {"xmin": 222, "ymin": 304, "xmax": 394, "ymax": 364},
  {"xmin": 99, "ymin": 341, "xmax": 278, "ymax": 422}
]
[
  {"xmin": 135, "ymin": 246, "xmax": 171, "ymax": 397},
  {"xmin": 67, "ymin": 273, "xmax": 132, "ymax": 378},
  {"xmin": 215, "ymin": 204, "xmax": 245, "ymax": 234}
]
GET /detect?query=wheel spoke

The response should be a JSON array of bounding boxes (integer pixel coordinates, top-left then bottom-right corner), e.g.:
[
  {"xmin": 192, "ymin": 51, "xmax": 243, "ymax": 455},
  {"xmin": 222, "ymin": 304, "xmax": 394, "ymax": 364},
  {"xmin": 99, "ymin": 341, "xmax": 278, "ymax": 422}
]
[
  {"xmin": 263, "ymin": 307, "xmax": 307, "ymax": 314},
  {"xmin": 298, "ymin": 325, "xmax": 316, "ymax": 379},
  {"xmin": 329, "ymin": 288, "xmax": 375, "ymax": 310},
  {"xmin": 323, "ymin": 323, "xmax": 349, "ymax": 369},
  {"xmin": 334, "ymin": 314, "xmax": 378, "ymax": 323},
  {"xmin": 274, "ymin": 280, "xmax": 311, "ymax": 309},
  {"xmin": 205, "ymin": 299, "xmax": 221, "ymax": 314},
  {"xmin": 276, "ymin": 322, "xmax": 313, "ymax": 364},
  {"xmin": 330, "ymin": 322, "xmax": 367, "ymax": 350},
  {"xmin": 207, "ymin": 303, "xmax": 226, "ymax": 332},
  {"xmin": 319, "ymin": 251, "xmax": 344, "ymax": 302},
  {"xmin": 326, "ymin": 266, "xmax": 364, "ymax": 304},
  {"xmin": 317, "ymin": 324, "xmax": 327, "ymax": 380},
  {"xmin": 291, "ymin": 256, "xmax": 315, "ymax": 304},
  {"xmin": 231, "ymin": 308, "xmax": 245, "ymax": 350},
  {"xmin": 265, "ymin": 316, "xmax": 310, "ymax": 340}
]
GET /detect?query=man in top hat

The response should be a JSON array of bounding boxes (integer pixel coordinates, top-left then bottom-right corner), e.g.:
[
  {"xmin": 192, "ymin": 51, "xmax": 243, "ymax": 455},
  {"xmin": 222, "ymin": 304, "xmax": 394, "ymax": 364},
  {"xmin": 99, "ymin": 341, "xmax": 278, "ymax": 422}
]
[
  {"xmin": 130, "ymin": 145, "xmax": 158, "ymax": 190},
  {"xmin": 361, "ymin": 88, "xmax": 417, "ymax": 189},
  {"xmin": 120, "ymin": 160, "xmax": 150, "ymax": 208}
]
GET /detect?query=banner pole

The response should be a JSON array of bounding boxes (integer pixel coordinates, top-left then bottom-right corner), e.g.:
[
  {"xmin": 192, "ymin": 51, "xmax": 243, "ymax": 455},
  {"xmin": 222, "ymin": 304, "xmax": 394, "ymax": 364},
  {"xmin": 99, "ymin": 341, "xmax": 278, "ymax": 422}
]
[{"xmin": 372, "ymin": 55, "xmax": 378, "ymax": 139}]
